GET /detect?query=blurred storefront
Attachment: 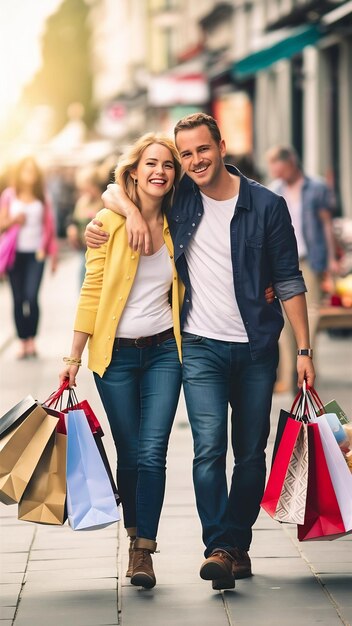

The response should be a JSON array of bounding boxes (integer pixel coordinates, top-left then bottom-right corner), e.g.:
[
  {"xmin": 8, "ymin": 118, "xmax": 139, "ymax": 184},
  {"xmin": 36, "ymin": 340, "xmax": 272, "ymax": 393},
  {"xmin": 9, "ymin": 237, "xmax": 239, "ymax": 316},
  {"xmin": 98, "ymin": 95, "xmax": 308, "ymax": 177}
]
[{"xmin": 85, "ymin": 0, "xmax": 352, "ymax": 217}]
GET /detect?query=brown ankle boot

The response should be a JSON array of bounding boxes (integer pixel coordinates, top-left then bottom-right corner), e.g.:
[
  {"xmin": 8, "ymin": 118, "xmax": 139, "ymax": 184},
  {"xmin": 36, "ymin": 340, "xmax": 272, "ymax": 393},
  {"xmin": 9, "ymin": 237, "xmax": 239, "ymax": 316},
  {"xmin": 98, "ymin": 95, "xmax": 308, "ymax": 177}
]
[
  {"xmin": 130, "ymin": 538, "xmax": 157, "ymax": 589},
  {"xmin": 125, "ymin": 537, "xmax": 136, "ymax": 578}
]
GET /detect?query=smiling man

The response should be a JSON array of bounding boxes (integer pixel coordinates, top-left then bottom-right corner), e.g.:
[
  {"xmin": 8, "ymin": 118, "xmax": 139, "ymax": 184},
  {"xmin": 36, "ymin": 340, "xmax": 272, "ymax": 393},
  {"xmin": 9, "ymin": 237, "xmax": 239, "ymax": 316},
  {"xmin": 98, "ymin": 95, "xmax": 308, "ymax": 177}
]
[{"xmin": 85, "ymin": 113, "xmax": 315, "ymax": 591}]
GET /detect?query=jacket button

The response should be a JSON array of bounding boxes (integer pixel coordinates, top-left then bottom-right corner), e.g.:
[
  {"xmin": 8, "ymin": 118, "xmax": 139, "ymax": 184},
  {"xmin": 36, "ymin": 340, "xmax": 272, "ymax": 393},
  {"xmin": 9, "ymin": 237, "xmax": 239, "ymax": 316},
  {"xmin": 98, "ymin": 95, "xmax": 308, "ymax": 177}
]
[
  {"xmin": 192, "ymin": 223, "xmax": 195, "ymax": 227},
  {"xmin": 179, "ymin": 244, "xmax": 183, "ymax": 249},
  {"xmin": 131, "ymin": 255, "xmax": 135, "ymax": 260},
  {"xmin": 170, "ymin": 255, "xmax": 173, "ymax": 259},
  {"xmin": 119, "ymin": 296, "xmax": 123, "ymax": 300},
  {"xmin": 198, "ymin": 212, "xmax": 201, "ymax": 216},
  {"xmin": 112, "ymin": 316, "xmax": 116, "ymax": 320},
  {"xmin": 126, "ymin": 275, "xmax": 130, "ymax": 280}
]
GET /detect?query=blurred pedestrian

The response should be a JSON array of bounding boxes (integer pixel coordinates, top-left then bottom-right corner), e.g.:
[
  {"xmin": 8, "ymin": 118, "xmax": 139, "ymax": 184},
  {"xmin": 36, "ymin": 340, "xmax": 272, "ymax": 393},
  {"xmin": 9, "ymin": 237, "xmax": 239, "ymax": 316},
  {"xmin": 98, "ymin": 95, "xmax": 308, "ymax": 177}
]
[
  {"xmin": 0, "ymin": 156, "xmax": 58, "ymax": 359},
  {"xmin": 66, "ymin": 165, "xmax": 104, "ymax": 286},
  {"xmin": 86, "ymin": 114, "xmax": 315, "ymax": 591},
  {"xmin": 59, "ymin": 133, "xmax": 183, "ymax": 590},
  {"xmin": 266, "ymin": 145, "xmax": 338, "ymax": 393}
]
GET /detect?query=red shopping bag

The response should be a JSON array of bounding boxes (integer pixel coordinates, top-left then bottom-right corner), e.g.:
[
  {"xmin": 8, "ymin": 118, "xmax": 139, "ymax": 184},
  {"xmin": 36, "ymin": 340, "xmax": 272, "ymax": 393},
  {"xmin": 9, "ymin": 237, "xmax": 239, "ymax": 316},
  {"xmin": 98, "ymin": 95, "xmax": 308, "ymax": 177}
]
[
  {"xmin": 297, "ymin": 422, "xmax": 345, "ymax": 541},
  {"xmin": 44, "ymin": 384, "xmax": 103, "ymax": 435}
]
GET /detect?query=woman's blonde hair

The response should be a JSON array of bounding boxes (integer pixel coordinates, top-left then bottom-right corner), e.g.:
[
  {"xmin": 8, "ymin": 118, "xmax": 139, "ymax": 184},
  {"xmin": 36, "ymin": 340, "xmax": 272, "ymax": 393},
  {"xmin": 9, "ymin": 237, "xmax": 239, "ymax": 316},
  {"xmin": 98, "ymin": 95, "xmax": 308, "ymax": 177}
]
[{"xmin": 114, "ymin": 132, "xmax": 181, "ymax": 212}]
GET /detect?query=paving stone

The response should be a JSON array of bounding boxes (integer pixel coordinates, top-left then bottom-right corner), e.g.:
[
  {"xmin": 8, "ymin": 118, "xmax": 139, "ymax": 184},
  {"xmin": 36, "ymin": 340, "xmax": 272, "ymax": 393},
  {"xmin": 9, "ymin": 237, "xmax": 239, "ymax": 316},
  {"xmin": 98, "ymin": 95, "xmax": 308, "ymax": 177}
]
[
  {"xmin": 14, "ymin": 590, "xmax": 118, "ymax": 626},
  {"xmin": 0, "ymin": 606, "xmax": 16, "ymax": 619}
]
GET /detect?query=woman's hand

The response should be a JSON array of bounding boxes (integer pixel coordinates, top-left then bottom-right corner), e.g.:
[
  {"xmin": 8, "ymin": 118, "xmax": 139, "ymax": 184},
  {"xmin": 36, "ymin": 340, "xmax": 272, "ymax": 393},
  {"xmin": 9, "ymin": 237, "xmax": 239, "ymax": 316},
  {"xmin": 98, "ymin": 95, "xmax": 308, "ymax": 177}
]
[
  {"xmin": 59, "ymin": 364, "xmax": 79, "ymax": 388},
  {"xmin": 265, "ymin": 284, "xmax": 275, "ymax": 304}
]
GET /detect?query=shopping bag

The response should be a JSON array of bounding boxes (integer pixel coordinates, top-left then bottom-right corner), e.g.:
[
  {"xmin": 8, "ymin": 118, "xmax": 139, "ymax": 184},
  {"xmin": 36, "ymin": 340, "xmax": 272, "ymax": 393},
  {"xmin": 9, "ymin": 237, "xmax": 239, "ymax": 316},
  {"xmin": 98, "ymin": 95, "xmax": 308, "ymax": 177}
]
[
  {"xmin": 317, "ymin": 399, "xmax": 350, "ymax": 425},
  {"xmin": 261, "ymin": 416, "xmax": 308, "ymax": 523},
  {"xmin": 0, "ymin": 406, "xmax": 58, "ymax": 504},
  {"xmin": 0, "ymin": 224, "xmax": 20, "ymax": 276},
  {"xmin": 0, "ymin": 395, "xmax": 38, "ymax": 438},
  {"xmin": 66, "ymin": 409, "xmax": 120, "ymax": 530},
  {"xmin": 271, "ymin": 388, "xmax": 309, "ymax": 463},
  {"xmin": 312, "ymin": 413, "xmax": 352, "ymax": 532},
  {"xmin": 45, "ymin": 384, "xmax": 120, "ymax": 505},
  {"xmin": 62, "ymin": 388, "xmax": 119, "ymax": 503},
  {"xmin": 18, "ymin": 412, "xmax": 67, "ymax": 525},
  {"xmin": 62, "ymin": 390, "xmax": 104, "ymax": 436},
  {"xmin": 297, "ymin": 422, "xmax": 346, "ymax": 541}
]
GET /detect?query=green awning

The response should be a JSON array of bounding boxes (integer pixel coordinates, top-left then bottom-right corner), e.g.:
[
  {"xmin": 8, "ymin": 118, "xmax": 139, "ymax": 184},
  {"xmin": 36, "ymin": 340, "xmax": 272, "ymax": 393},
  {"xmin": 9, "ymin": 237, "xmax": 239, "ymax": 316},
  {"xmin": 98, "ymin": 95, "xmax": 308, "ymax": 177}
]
[{"xmin": 232, "ymin": 24, "xmax": 322, "ymax": 80}]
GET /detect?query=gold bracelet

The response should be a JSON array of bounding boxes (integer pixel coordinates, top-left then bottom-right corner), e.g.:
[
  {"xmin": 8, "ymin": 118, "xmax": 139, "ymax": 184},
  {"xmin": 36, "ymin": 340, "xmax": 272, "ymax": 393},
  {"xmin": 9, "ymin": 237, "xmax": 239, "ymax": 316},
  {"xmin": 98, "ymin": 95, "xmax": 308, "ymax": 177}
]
[{"xmin": 63, "ymin": 356, "xmax": 82, "ymax": 367}]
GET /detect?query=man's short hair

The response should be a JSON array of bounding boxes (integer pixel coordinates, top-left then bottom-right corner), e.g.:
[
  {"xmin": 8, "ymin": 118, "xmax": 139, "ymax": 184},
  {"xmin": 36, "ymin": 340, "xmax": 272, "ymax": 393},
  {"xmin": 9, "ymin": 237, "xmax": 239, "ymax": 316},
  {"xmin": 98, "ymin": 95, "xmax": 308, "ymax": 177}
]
[
  {"xmin": 266, "ymin": 145, "xmax": 301, "ymax": 169},
  {"xmin": 174, "ymin": 113, "xmax": 222, "ymax": 144}
]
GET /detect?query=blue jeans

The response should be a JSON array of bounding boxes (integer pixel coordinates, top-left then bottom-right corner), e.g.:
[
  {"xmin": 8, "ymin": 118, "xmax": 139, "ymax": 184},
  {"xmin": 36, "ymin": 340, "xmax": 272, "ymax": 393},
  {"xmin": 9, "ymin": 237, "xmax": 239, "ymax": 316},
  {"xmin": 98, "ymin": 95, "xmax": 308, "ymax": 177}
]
[
  {"xmin": 94, "ymin": 338, "xmax": 181, "ymax": 542},
  {"xmin": 182, "ymin": 333, "xmax": 278, "ymax": 556},
  {"xmin": 8, "ymin": 252, "xmax": 45, "ymax": 339}
]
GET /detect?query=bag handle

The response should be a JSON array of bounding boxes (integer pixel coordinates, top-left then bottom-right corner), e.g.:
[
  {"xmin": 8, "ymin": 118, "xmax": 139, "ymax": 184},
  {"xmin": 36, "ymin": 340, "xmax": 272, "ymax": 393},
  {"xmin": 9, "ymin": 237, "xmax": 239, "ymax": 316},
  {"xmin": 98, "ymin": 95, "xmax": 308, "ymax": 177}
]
[
  {"xmin": 289, "ymin": 385, "xmax": 308, "ymax": 421},
  {"xmin": 44, "ymin": 380, "xmax": 70, "ymax": 407},
  {"xmin": 306, "ymin": 385, "xmax": 325, "ymax": 413}
]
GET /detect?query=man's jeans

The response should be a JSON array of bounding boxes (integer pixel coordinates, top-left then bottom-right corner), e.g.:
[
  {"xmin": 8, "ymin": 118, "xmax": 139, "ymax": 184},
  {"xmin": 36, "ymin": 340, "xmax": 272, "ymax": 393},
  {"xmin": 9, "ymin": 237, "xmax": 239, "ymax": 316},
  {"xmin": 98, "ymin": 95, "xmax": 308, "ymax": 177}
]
[
  {"xmin": 182, "ymin": 333, "xmax": 278, "ymax": 556},
  {"xmin": 94, "ymin": 338, "xmax": 181, "ymax": 542}
]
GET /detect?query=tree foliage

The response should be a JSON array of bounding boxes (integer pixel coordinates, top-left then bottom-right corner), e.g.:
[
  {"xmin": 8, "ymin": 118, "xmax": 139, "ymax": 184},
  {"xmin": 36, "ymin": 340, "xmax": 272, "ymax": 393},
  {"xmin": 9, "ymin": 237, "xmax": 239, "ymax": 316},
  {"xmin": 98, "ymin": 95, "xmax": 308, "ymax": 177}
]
[{"xmin": 22, "ymin": 0, "xmax": 93, "ymax": 133}]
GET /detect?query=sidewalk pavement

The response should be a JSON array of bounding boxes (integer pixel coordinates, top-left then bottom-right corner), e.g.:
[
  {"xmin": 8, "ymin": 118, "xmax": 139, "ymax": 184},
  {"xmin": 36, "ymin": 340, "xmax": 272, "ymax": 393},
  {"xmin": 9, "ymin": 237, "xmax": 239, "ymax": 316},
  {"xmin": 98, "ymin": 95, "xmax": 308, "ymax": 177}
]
[{"xmin": 0, "ymin": 252, "xmax": 351, "ymax": 626}]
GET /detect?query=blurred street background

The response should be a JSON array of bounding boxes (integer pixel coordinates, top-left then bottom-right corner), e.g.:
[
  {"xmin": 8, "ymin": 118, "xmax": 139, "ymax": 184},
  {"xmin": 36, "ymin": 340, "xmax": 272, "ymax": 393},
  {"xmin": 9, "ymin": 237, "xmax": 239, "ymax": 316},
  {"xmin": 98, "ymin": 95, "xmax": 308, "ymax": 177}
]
[{"xmin": 1, "ymin": 1, "xmax": 352, "ymax": 625}]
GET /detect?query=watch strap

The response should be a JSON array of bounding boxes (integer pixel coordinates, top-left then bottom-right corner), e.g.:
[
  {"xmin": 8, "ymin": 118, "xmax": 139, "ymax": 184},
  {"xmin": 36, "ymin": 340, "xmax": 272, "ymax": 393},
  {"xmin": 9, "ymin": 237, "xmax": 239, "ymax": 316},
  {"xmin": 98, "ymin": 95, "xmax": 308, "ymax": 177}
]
[{"xmin": 297, "ymin": 348, "xmax": 313, "ymax": 357}]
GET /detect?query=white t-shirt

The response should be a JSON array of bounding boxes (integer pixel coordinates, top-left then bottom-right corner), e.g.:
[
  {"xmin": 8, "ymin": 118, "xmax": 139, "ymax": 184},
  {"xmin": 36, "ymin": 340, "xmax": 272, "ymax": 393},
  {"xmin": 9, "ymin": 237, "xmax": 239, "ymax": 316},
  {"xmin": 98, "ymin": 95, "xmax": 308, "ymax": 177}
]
[
  {"xmin": 116, "ymin": 243, "xmax": 173, "ymax": 338},
  {"xmin": 10, "ymin": 199, "xmax": 44, "ymax": 252},
  {"xmin": 183, "ymin": 192, "xmax": 248, "ymax": 342}
]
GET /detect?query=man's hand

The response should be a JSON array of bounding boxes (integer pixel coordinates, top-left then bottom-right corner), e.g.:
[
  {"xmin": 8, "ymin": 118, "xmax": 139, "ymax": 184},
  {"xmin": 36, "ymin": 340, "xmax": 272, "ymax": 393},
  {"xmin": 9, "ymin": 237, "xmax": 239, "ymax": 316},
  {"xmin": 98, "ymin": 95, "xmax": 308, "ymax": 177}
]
[
  {"xmin": 85, "ymin": 219, "xmax": 109, "ymax": 248},
  {"xmin": 102, "ymin": 183, "xmax": 152, "ymax": 255},
  {"xmin": 265, "ymin": 284, "xmax": 275, "ymax": 304},
  {"xmin": 296, "ymin": 356, "xmax": 315, "ymax": 389},
  {"xmin": 126, "ymin": 210, "xmax": 152, "ymax": 255}
]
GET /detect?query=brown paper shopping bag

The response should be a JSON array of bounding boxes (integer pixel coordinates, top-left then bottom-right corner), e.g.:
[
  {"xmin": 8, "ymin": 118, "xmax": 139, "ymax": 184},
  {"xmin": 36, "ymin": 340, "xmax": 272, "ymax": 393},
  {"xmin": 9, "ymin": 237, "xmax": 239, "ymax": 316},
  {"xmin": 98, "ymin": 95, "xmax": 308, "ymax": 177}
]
[
  {"xmin": 0, "ymin": 406, "xmax": 58, "ymax": 504},
  {"xmin": 18, "ymin": 428, "xmax": 67, "ymax": 525}
]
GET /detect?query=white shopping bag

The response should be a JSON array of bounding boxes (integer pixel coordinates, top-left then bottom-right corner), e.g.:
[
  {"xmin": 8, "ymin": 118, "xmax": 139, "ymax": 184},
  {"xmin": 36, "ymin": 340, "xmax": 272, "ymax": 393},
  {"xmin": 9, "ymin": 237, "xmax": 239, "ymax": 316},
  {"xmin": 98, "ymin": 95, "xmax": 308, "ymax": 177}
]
[{"xmin": 313, "ymin": 413, "xmax": 352, "ymax": 532}]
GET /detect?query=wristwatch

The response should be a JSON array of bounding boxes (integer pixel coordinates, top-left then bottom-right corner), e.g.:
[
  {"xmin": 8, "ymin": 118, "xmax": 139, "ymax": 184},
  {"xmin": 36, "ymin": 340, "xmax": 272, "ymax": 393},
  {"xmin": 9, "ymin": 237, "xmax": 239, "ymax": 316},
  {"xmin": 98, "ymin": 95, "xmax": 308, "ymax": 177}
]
[{"xmin": 297, "ymin": 348, "xmax": 313, "ymax": 357}]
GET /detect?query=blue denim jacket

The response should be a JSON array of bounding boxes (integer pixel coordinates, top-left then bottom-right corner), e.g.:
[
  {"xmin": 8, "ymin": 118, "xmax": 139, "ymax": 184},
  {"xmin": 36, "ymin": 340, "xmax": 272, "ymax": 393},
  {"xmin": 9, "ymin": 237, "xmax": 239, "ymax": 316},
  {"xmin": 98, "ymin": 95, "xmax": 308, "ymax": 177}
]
[
  {"xmin": 166, "ymin": 166, "xmax": 306, "ymax": 360},
  {"xmin": 271, "ymin": 176, "xmax": 335, "ymax": 273}
]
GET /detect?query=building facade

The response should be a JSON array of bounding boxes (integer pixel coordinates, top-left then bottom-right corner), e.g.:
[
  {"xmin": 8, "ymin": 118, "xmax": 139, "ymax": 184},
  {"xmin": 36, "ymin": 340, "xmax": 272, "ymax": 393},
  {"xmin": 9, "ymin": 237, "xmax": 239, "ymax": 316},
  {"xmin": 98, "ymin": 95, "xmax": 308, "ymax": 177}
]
[{"xmin": 88, "ymin": 0, "xmax": 352, "ymax": 217}]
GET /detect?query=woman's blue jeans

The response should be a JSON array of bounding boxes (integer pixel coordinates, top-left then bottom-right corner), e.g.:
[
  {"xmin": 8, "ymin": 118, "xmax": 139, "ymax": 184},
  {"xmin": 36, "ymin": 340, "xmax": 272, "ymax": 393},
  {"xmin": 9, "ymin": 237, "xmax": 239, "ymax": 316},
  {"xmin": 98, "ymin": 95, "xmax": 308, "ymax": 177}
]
[
  {"xmin": 182, "ymin": 333, "xmax": 278, "ymax": 556},
  {"xmin": 8, "ymin": 252, "xmax": 45, "ymax": 339},
  {"xmin": 94, "ymin": 338, "xmax": 181, "ymax": 542}
]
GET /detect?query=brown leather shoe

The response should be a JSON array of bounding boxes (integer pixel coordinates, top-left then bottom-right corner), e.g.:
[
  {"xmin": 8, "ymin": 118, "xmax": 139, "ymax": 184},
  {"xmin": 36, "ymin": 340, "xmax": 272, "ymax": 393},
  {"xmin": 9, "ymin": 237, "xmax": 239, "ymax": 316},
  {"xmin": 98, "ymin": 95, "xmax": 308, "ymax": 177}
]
[
  {"xmin": 125, "ymin": 537, "xmax": 135, "ymax": 578},
  {"xmin": 200, "ymin": 549, "xmax": 235, "ymax": 581},
  {"xmin": 212, "ymin": 576, "xmax": 236, "ymax": 590},
  {"xmin": 230, "ymin": 547, "xmax": 252, "ymax": 579},
  {"xmin": 130, "ymin": 549, "xmax": 156, "ymax": 589}
]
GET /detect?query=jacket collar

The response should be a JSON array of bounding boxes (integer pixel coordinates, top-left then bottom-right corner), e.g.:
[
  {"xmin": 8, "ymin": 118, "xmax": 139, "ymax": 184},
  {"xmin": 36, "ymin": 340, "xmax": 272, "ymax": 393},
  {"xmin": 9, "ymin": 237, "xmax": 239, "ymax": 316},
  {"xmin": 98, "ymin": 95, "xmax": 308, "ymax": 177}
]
[{"xmin": 180, "ymin": 164, "xmax": 251, "ymax": 211}]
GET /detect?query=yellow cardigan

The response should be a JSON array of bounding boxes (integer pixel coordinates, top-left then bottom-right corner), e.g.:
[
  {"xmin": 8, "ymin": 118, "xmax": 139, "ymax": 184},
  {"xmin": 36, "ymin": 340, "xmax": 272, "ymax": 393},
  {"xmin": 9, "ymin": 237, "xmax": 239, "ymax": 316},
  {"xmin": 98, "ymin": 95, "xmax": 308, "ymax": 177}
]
[{"xmin": 74, "ymin": 209, "xmax": 184, "ymax": 377}]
